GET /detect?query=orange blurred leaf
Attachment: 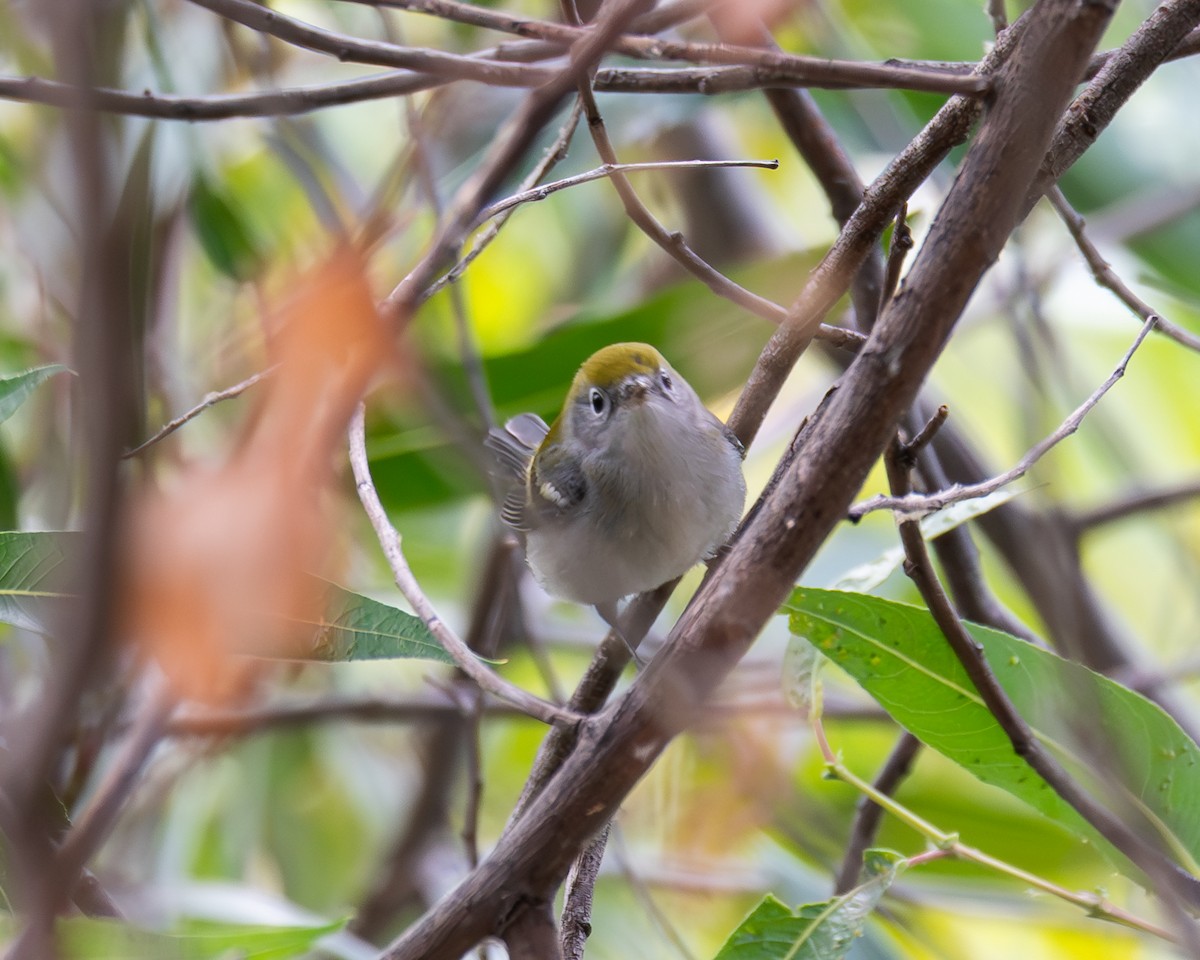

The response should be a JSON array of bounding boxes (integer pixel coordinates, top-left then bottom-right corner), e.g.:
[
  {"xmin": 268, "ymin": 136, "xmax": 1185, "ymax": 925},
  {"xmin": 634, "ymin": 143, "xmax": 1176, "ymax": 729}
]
[{"xmin": 122, "ymin": 248, "xmax": 391, "ymax": 702}]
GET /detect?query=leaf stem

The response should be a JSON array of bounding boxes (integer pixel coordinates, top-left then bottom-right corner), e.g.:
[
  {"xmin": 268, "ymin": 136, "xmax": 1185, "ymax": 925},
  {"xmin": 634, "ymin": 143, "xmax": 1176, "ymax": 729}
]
[{"xmin": 817, "ymin": 718, "xmax": 1178, "ymax": 943}]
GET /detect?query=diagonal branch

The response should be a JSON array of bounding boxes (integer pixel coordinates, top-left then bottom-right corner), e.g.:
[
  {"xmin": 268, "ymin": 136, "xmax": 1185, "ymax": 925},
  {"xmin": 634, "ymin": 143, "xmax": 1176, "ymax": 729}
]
[
  {"xmin": 849, "ymin": 318, "xmax": 1157, "ymax": 520},
  {"xmin": 1048, "ymin": 186, "xmax": 1200, "ymax": 353},
  {"xmin": 348, "ymin": 405, "xmax": 577, "ymax": 726}
]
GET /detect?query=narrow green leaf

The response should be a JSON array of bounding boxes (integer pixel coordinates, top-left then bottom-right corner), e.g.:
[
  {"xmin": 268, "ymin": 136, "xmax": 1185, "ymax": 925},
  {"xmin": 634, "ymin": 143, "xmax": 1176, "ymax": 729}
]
[
  {"xmin": 27, "ymin": 915, "xmax": 345, "ymax": 960},
  {"xmin": 297, "ymin": 583, "xmax": 451, "ymax": 664},
  {"xmin": 0, "ymin": 530, "xmax": 77, "ymax": 633},
  {"xmin": 0, "ymin": 364, "xmax": 67, "ymax": 426},
  {"xmin": 712, "ymin": 849, "xmax": 902, "ymax": 960},
  {"xmin": 187, "ymin": 175, "xmax": 263, "ymax": 281},
  {"xmin": 784, "ymin": 588, "xmax": 1200, "ymax": 878}
]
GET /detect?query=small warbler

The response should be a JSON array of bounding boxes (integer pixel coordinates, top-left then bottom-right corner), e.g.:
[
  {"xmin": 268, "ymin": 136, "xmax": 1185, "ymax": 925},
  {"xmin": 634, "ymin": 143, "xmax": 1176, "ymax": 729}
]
[{"xmin": 487, "ymin": 342, "xmax": 746, "ymax": 635}]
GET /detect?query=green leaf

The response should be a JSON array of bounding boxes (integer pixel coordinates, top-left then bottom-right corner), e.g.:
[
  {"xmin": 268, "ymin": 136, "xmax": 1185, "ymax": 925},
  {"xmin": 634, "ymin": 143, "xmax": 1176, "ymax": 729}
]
[
  {"xmin": 14, "ymin": 915, "xmax": 346, "ymax": 960},
  {"xmin": 295, "ymin": 583, "xmax": 451, "ymax": 664},
  {"xmin": 784, "ymin": 588, "xmax": 1200, "ymax": 878},
  {"xmin": 0, "ymin": 364, "xmax": 67, "ymax": 426},
  {"xmin": 0, "ymin": 532, "xmax": 448, "ymax": 664},
  {"xmin": 188, "ymin": 175, "xmax": 263, "ymax": 281},
  {"xmin": 0, "ymin": 530, "xmax": 77, "ymax": 633},
  {"xmin": 712, "ymin": 849, "xmax": 902, "ymax": 960}
]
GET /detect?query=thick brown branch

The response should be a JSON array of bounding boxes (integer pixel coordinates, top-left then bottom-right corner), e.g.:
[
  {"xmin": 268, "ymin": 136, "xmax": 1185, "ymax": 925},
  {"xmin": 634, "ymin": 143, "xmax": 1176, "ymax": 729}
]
[{"xmin": 340, "ymin": 0, "xmax": 991, "ymax": 94}]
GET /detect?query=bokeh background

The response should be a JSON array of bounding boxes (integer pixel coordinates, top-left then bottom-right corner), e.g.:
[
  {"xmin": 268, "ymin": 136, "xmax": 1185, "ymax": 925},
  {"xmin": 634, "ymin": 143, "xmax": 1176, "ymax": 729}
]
[{"xmin": 1, "ymin": 0, "xmax": 1199, "ymax": 957}]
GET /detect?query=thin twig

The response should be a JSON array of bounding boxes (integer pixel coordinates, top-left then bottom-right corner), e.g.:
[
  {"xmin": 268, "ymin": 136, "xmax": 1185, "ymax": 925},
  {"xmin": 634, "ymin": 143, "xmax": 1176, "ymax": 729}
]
[
  {"xmin": 900, "ymin": 403, "xmax": 949, "ymax": 463},
  {"xmin": 850, "ymin": 317, "xmax": 1157, "ymax": 520},
  {"xmin": 348, "ymin": 404, "xmax": 577, "ymax": 726},
  {"xmin": 884, "ymin": 434, "xmax": 1200, "ymax": 913},
  {"xmin": 1048, "ymin": 186, "xmax": 1200, "ymax": 353},
  {"xmin": 563, "ymin": 20, "xmax": 792, "ymax": 341},
  {"xmin": 425, "ymin": 99, "xmax": 583, "ymax": 300},
  {"xmin": 123, "ymin": 367, "xmax": 274, "ymax": 458},
  {"xmin": 474, "ymin": 158, "xmax": 779, "ymax": 225},
  {"xmin": 1071, "ymin": 477, "xmax": 1200, "ymax": 532}
]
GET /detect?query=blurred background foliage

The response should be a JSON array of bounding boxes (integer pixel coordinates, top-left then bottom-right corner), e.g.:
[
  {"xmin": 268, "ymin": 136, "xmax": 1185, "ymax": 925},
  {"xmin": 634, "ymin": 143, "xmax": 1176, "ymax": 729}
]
[{"xmin": 1, "ymin": 0, "xmax": 1199, "ymax": 957}]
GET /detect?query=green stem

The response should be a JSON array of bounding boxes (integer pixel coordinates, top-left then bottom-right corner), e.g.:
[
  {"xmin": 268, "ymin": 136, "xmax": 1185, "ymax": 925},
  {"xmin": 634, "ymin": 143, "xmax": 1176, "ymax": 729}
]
[{"xmin": 820, "ymin": 725, "xmax": 1176, "ymax": 943}]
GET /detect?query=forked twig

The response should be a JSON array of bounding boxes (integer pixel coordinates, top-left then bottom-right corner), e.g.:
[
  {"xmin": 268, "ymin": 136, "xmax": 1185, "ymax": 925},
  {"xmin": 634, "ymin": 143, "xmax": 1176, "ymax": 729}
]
[{"xmin": 850, "ymin": 317, "xmax": 1157, "ymax": 520}]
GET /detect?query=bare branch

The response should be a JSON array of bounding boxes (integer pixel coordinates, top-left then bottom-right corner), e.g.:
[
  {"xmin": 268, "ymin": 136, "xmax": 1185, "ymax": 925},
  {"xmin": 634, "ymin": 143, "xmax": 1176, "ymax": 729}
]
[
  {"xmin": 186, "ymin": 0, "xmax": 562, "ymax": 87},
  {"xmin": 561, "ymin": 825, "xmax": 609, "ymax": 960},
  {"xmin": 168, "ymin": 693, "xmax": 522, "ymax": 736},
  {"xmin": 1048, "ymin": 186, "xmax": 1200, "ymax": 353},
  {"xmin": 124, "ymin": 368, "xmax": 274, "ymax": 458},
  {"xmin": 1071, "ymin": 477, "xmax": 1200, "ymax": 533},
  {"xmin": 475, "ymin": 157, "xmax": 779, "ymax": 225},
  {"xmin": 849, "ymin": 318, "xmax": 1157, "ymax": 521},
  {"xmin": 0, "ymin": 70, "xmax": 448, "ymax": 121},
  {"xmin": 336, "ymin": 0, "xmax": 992, "ymax": 95},
  {"xmin": 348, "ymin": 404, "xmax": 577, "ymax": 726}
]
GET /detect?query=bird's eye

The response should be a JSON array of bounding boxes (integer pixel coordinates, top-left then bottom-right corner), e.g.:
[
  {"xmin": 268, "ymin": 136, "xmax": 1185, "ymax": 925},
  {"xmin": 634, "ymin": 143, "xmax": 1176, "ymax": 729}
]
[
  {"xmin": 660, "ymin": 369, "xmax": 674, "ymax": 391},
  {"xmin": 589, "ymin": 387, "xmax": 607, "ymax": 416}
]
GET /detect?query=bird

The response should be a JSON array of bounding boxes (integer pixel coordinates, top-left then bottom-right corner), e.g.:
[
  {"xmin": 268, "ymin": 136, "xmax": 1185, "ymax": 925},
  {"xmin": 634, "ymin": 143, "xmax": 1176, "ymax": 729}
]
[{"xmin": 486, "ymin": 342, "xmax": 746, "ymax": 652}]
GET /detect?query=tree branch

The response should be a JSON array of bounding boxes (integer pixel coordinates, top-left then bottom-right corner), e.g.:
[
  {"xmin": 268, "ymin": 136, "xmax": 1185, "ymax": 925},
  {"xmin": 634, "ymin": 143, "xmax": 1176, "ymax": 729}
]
[
  {"xmin": 1071, "ymin": 477, "xmax": 1200, "ymax": 533},
  {"xmin": 1048, "ymin": 186, "xmax": 1200, "ymax": 353},
  {"xmin": 348, "ymin": 405, "xmax": 576, "ymax": 726},
  {"xmin": 377, "ymin": 5, "xmax": 1118, "ymax": 956},
  {"xmin": 850, "ymin": 318, "xmax": 1157, "ymax": 520}
]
